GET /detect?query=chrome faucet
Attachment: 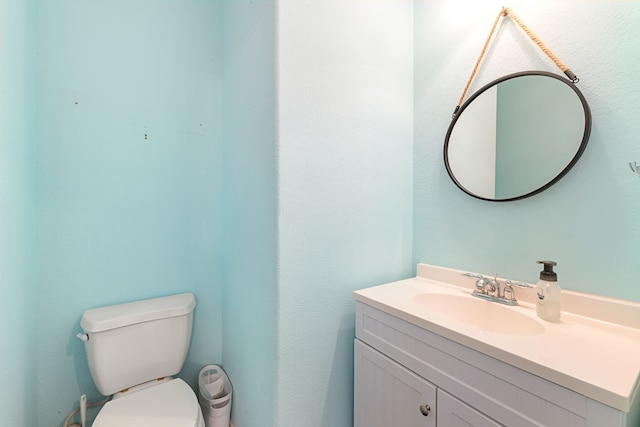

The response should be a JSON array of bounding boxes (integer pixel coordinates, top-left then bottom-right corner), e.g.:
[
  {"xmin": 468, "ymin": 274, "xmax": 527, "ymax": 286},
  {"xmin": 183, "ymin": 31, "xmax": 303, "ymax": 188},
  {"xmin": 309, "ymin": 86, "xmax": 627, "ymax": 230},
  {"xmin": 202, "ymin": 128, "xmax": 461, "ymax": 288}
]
[
  {"xmin": 462, "ymin": 273, "xmax": 492, "ymax": 294},
  {"xmin": 462, "ymin": 273, "xmax": 533, "ymax": 306}
]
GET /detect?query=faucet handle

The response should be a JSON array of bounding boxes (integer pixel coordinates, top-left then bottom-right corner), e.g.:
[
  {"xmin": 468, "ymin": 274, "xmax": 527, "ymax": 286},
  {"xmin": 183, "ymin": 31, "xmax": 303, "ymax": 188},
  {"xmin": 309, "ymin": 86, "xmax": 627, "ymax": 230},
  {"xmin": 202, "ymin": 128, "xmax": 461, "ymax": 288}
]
[
  {"xmin": 503, "ymin": 284, "xmax": 515, "ymax": 301},
  {"xmin": 503, "ymin": 280, "xmax": 533, "ymax": 303},
  {"xmin": 505, "ymin": 280, "xmax": 533, "ymax": 288},
  {"xmin": 462, "ymin": 273, "xmax": 490, "ymax": 293}
]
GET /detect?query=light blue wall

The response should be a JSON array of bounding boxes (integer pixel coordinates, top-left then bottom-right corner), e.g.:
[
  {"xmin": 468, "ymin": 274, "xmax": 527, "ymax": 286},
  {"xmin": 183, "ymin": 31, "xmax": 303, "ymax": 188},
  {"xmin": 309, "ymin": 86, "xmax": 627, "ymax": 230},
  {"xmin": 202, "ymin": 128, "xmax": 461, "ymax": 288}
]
[
  {"xmin": 0, "ymin": 0, "xmax": 37, "ymax": 425},
  {"xmin": 220, "ymin": 1, "xmax": 277, "ymax": 426},
  {"xmin": 34, "ymin": 1, "xmax": 223, "ymax": 425},
  {"xmin": 276, "ymin": 1, "xmax": 414, "ymax": 426},
  {"xmin": 219, "ymin": 4, "xmax": 413, "ymax": 427},
  {"xmin": 5, "ymin": 2, "xmax": 640, "ymax": 427},
  {"xmin": 414, "ymin": 1, "xmax": 640, "ymax": 302}
]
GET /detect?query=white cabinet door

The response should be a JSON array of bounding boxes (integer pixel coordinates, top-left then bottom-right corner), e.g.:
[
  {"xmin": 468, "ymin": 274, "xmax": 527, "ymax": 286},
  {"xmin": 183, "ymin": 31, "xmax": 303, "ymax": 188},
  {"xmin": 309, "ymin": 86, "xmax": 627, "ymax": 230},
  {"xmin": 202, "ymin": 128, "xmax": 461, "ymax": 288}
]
[
  {"xmin": 354, "ymin": 339, "xmax": 436, "ymax": 427},
  {"xmin": 437, "ymin": 389, "xmax": 503, "ymax": 427}
]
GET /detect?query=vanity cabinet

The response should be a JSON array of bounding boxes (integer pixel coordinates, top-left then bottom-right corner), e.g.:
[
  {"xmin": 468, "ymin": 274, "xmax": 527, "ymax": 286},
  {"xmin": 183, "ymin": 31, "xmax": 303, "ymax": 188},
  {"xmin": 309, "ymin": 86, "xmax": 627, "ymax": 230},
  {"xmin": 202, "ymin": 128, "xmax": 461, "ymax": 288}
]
[
  {"xmin": 355, "ymin": 339, "xmax": 501, "ymax": 427},
  {"xmin": 354, "ymin": 301, "xmax": 633, "ymax": 427}
]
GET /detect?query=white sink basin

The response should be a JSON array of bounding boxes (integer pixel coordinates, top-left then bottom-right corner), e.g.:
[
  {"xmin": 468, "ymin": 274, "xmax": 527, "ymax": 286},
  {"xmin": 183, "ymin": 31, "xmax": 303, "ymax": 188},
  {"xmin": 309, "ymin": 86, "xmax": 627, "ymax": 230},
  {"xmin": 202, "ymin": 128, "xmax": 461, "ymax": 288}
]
[{"xmin": 412, "ymin": 293, "xmax": 545, "ymax": 336}]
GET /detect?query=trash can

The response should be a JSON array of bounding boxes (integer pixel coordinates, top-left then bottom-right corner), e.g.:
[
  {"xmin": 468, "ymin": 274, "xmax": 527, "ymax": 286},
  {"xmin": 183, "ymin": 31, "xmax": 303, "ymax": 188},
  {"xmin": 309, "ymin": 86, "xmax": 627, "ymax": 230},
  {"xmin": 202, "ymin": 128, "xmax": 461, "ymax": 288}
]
[{"xmin": 198, "ymin": 365, "xmax": 232, "ymax": 427}]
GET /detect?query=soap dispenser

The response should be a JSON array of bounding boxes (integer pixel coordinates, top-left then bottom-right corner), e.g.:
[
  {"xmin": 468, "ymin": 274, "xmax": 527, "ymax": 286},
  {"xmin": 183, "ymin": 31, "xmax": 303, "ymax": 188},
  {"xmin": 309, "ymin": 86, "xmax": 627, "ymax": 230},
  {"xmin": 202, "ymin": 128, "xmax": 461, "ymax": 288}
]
[{"xmin": 535, "ymin": 261, "xmax": 561, "ymax": 322}]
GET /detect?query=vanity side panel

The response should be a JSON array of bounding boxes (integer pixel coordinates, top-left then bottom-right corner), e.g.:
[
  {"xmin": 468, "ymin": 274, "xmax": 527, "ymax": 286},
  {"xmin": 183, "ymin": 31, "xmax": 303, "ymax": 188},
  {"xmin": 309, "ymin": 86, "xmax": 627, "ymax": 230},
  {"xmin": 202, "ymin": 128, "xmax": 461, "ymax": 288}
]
[
  {"xmin": 356, "ymin": 302, "xmax": 588, "ymax": 427},
  {"xmin": 624, "ymin": 382, "xmax": 640, "ymax": 427},
  {"xmin": 584, "ymin": 399, "xmax": 625, "ymax": 427}
]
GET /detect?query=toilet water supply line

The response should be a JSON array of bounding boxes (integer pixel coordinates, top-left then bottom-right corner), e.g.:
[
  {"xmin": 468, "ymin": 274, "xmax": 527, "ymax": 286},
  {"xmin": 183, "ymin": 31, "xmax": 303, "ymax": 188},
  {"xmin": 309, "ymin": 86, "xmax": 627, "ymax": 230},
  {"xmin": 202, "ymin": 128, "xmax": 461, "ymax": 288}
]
[
  {"xmin": 62, "ymin": 394, "xmax": 110, "ymax": 427},
  {"xmin": 81, "ymin": 395, "xmax": 86, "ymax": 427}
]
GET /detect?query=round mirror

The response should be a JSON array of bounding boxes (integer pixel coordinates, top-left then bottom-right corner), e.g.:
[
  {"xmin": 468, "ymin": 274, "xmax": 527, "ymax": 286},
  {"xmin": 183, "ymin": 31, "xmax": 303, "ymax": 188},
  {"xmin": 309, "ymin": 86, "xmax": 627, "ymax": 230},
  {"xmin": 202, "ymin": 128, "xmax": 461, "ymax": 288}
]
[{"xmin": 444, "ymin": 71, "xmax": 591, "ymax": 202}]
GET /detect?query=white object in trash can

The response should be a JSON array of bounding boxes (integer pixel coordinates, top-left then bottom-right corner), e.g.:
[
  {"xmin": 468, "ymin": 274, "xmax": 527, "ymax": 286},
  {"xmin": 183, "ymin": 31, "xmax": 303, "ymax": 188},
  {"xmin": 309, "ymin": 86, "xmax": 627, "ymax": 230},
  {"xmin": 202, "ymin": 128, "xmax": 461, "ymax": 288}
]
[
  {"xmin": 204, "ymin": 376, "xmax": 224, "ymax": 399},
  {"xmin": 198, "ymin": 365, "xmax": 232, "ymax": 427}
]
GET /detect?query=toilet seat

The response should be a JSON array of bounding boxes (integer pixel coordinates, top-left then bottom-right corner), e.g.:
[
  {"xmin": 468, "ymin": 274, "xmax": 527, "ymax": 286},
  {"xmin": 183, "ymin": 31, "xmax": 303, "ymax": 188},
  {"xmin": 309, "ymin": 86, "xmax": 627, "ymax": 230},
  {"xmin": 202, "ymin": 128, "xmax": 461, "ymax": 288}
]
[{"xmin": 92, "ymin": 378, "xmax": 204, "ymax": 427}]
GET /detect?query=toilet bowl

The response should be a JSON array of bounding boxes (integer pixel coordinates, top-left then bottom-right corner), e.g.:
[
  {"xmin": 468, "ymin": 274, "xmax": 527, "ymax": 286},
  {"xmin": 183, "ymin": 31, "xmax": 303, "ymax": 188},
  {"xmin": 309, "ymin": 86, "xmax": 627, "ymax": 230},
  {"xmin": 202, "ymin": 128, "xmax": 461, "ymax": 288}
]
[
  {"xmin": 92, "ymin": 378, "xmax": 204, "ymax": 427},
  {"xmin": 78, "ymin": 293, "xmax": 203, "ymax": 427}
]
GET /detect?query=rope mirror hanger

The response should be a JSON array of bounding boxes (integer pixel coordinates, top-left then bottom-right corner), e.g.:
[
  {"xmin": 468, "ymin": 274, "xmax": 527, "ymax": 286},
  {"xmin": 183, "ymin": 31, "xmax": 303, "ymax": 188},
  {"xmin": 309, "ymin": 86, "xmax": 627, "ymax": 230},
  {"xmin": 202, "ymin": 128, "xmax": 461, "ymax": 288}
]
[{"xmin": 452, "ymin": 7, "xmax": 580, "ymax": 119}]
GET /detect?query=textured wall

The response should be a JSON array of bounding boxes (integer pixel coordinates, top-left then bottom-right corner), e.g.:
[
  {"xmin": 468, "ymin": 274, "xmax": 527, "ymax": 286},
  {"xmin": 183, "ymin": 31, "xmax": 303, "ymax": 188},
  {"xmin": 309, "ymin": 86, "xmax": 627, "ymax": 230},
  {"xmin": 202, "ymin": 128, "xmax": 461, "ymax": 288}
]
[
  {"xmin": 6, "ymin": 2, "xmax": 640, "ymax": 427},
  {"xmin": 0, "ymin": 0, "xmax": 37, "ymax": 425},
  {"xmin": 220, "ymin": 1, "xmax": 278, "ymax": 426},
  {"xmin": 35, "ymin": 2, "xmax": 223, "ymax": 425},
  {"xmin": 276, "ymin": 1, "xmax": 414, "ymax": 425},
  {"xmin": 414, "ymin": 0, "xmax": 640, "ymax": 302}
]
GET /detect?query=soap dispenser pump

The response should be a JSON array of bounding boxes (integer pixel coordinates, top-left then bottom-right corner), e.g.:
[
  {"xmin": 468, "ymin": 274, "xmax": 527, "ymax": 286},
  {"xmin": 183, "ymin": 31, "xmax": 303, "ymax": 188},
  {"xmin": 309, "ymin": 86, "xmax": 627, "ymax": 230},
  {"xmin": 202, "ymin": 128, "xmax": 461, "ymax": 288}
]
[{"xmin": 535, "ymin": 261, "xmax": 561, "ymax": 322}]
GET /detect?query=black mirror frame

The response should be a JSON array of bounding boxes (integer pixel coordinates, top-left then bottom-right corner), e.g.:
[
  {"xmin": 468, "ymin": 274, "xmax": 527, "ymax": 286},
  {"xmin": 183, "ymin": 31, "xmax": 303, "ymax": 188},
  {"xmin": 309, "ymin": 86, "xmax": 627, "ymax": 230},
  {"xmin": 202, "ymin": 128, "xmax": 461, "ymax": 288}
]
[{"xmin": 443, "ymin": 71, "xmax": 592, "ymax": 202}]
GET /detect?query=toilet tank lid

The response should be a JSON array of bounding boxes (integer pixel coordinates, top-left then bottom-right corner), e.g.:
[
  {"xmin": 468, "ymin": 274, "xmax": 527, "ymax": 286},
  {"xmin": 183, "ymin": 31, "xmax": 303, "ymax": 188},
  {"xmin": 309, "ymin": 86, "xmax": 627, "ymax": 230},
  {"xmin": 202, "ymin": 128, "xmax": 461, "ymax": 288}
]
[{"xmin": 81, "ymin": 293, "xmax": 196, "ymax": 333}]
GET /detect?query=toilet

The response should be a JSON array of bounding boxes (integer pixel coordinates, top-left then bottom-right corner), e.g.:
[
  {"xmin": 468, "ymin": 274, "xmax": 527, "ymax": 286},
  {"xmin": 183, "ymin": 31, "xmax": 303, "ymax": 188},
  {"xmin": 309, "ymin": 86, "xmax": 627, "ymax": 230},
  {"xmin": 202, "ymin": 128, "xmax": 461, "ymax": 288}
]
[{"xmin": 78, "ymin": 293, "xmax": 204, "ymax": 427}]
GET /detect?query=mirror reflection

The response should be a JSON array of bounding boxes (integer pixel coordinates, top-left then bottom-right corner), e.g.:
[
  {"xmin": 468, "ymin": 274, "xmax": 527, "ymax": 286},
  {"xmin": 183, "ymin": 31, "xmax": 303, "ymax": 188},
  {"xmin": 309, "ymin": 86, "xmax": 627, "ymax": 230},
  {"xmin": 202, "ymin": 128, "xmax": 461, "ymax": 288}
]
[{"xmin": 444, "ymin": 72, "xmax": 591, "ymax": 201}]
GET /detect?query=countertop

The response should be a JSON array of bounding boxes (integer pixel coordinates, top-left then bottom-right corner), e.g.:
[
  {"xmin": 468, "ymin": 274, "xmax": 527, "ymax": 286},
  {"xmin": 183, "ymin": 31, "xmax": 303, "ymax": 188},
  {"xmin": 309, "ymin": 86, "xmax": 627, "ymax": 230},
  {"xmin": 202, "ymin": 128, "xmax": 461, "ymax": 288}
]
[{"xmin": 354, "ymin": 263, "xmax": 640, "ymax": 412}]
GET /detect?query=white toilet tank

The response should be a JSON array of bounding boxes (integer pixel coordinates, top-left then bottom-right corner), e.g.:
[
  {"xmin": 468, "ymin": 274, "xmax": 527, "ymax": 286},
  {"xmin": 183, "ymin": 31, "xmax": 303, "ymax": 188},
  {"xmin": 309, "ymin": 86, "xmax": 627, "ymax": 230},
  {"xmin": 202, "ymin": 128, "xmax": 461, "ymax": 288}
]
[{"xmin": 80, "ymin": 293, "xmax": 196, "ymax": 396}]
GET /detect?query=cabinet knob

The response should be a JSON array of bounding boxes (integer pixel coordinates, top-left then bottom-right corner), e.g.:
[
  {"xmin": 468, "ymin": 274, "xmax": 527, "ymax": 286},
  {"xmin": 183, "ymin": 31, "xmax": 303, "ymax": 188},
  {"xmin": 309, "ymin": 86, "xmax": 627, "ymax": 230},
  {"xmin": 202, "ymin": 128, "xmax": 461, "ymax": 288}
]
[{"xmin": 419, "ymin": 404, "xmax": 431, "ymax": 416}]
